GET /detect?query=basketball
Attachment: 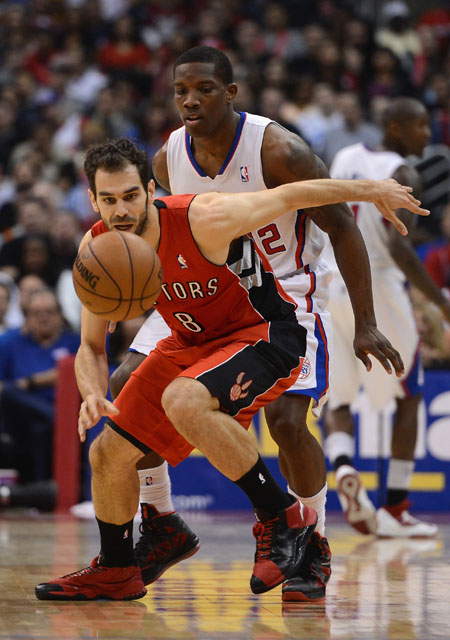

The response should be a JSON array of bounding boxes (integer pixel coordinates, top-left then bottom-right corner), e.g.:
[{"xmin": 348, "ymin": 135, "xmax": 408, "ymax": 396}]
[{"xmin": 72, "ymin": 231, "xmax": 162, "ymax": 321}]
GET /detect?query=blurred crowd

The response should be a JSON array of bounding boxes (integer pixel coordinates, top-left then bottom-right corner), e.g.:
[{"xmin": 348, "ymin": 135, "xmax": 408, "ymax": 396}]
[{"xmin": 0, "ymin": 0, "xmax": 449, "ymax": 490}]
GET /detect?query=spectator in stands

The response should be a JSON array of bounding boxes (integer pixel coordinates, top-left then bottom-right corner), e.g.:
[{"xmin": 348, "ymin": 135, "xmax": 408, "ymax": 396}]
[
  {"xmin": 366, "ymin": 46, "xmax": 411, "ymax": 100},
  {"xmin": 97, "ymin": 14, "xmax": 152, "ymax": 95},
  {"xmin": 430, "ymin": 89, "xmax": 450, "ymax": 147},
  {"xmin": 321, "ymin": 91, "xmax": 382, "ymax": 166},
  {"xmin": 0, "ymin": 196, "xmax": 54, "ymax": 282},
  {"xmin": 0, "ymin": 99, "xmax": 20, "ymax": 175},
  {"xmin": 18, "ymin": 233, "xmax": 60, "ymax": 288},
  {"xmin": 0, "ymin": 283, "xmax": 11, "ymax": 335},
  {"xmin": 10, "ymin": 120, "xmax": 60, "ymax": 183},
  {"xmin": 17, "ymin": 274, "xmax": 46, "ymax": 315},
  {"xmin": 375, "ymin": 1, "xmax": 422, "ymax": 74},
  {"xmin": 425, "ymin": 203, "xmax": 450, "ymax": 293},
  {"xmin": 258, "ymin": 87, "xmax": 301, "ymax": 136},
  {"xmin": 281, "ymin": 83, "xmax": 343, "ymax": 155},
  {"xmin": 50, "ymin": 210, "xmax": 83, "ymax": 331},
  {"xmin": 261, "ymin": 3, "xmax": 305, "ymax": 61},
  {"xmin": 0, "ymin": 288, "xmax": 80, "ymax": 483},
  {"xmin": 0, "ymin": 155, "xmax": 42, "ymax": 233},
  {"xmin": 0, "ymin": 273, "xmax": 22, "ymax": 331},
  {"xmin": 411, "ymin": 288, "xmax": 450, "ymax": 369}
]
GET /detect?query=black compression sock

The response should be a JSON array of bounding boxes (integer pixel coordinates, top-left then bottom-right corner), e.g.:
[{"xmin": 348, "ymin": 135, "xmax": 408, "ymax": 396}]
[
  {"xmin": 234, "ymin": 455, "xmax": 295, "ymax": 521},
  {"xmin": 96, "ymin": 517, "xmax": 135, "ymax": 567},
  {"xmin": 386, "ymin": 489, "xmax": 408, "ymax": 506},
  {"xmin": 334, "ymin": 455, "xmax": 352, "ymax": 471}
]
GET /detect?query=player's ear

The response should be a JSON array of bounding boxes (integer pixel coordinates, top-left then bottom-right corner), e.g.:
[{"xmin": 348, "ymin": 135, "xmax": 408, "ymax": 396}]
[
  {"xmin": 147, "ymin": 179, "xmax": 156, "ymax": 200},
  {"xmin": 88, "ymin": 189, "xmax": 99, "ymax": 213},
  {"xmin": 226, "ymin": 83, "xmax": 238, "ymax": 103}
]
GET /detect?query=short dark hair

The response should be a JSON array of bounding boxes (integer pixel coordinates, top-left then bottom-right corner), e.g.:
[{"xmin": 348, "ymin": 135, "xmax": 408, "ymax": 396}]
[
  {"xmin": 84, "ymin": 138, "xmax": 149, "ymax": 195},
  {"xmin": 381, "ymin": 97, "xmax": 426, "ymax": 129},
  {"xmin": 174, "ymin": 46, "xmax": 233, "ymax": 85}
]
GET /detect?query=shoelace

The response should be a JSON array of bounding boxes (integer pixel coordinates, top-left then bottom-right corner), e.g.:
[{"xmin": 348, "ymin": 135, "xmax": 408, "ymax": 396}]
[
  {"xmin": 134, "ymin": 524, "xmax": 156, "ymax": 562},
  {"xmin": 253, "ymin": 520, "xmax": 276, "ymax": 560},
  {"xmin": 61, "ymin": 559, "xmax": 107, "ymax": 579}
]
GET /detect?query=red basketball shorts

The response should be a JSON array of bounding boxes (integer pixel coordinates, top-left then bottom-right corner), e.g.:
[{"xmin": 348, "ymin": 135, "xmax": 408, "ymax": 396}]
[{"xmin": 108, "ymin": 320, "xmax": 306, "ymax": 466}]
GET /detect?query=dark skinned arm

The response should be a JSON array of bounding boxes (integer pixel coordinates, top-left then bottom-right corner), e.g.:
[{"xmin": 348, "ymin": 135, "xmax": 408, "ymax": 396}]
[
  {"xmin": 389, "ymin": 165, "xmax": 450, "ymax": 324},
  {"xmin": 152, "ymin": 142, "xmax": 171, "ymax": 193},
  {"xmin": 262, "ymin": 123, "xmax": 403, "ymax": 375}
]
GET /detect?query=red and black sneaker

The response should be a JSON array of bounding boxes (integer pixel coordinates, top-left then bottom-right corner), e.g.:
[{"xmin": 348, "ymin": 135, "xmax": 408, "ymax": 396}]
[
  {"xmin": 35, "ymin": 557, "xmax": 146, "ymax": 601},
  {"xmin": 282, "ymin": 532, "xmax": 332, "ymax": 603},
  {"xmin": 250, "ymin": 500, "xmax": 317, "ymax": 594},
  {"xmin": 135, "ymin": 504, "xmax": 200, "ymax": 585}
]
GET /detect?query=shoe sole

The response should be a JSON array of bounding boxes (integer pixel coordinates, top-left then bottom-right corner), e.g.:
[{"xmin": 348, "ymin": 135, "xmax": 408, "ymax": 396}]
[
  {"xmin": 376, "ymin": 532, "xmax": 438, "ymax": 539},
  {"xmin": 282, "ymin": 590, "xmax": 326, "ymax": 603},
  {"xmin": 338, "ymin": 474, "xmax": 376, "ymax": 535},
  {"xmin": 35, "ymin": 589, "xmax": 147, "ymax": 601},
  {"xmin": 141, "ymin": 540, "xmax": 200, "ymax": 586}
]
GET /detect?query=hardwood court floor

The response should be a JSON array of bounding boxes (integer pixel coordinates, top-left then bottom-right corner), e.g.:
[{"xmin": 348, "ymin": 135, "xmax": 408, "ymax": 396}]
[{"xmin": 0, "ymin": 510, "xmax": 448, "ymax": 640}]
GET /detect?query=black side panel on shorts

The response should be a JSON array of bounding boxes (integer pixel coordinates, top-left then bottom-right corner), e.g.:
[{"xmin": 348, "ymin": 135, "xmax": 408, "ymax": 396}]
[
  {"xmin": 196, "ymin": 320, "xmax": 306, "ymax": 416},
  {"xmin": 227, "ymin": 236, "xmax": 296, "ymax": 323}
]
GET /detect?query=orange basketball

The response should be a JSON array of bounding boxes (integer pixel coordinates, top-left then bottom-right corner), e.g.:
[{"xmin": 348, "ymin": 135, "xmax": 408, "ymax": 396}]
[{"xmin": 73, "ymin": 231, "xmax": 162, "ymax": 321}]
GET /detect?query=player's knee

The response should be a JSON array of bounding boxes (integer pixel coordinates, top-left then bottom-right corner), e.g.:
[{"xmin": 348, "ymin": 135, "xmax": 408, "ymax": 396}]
[
  {"xmin": 89, "ymin": 426, "xmax": 136, "ymax": 471},
  {"xmin": 267, "ymin": 412, "xmax": 309, "ymax": 450},
  {"xmin": 162, "ymin": 378, "xmax": 212, "ymax": 431}
]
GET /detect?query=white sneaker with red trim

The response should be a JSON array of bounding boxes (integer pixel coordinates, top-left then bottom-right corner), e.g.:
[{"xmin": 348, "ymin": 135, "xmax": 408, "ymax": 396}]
[{"xmin": 376, "ymin": 500, "xmax": 438, "ymax": 538}]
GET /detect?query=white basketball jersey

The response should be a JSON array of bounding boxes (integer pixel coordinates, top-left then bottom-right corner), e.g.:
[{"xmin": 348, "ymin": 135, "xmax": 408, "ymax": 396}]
[
  {"xmin": 329, "ymin": 142, "xmax": 406, "ymax": 280},
  {"xmin": 167, "ymin": 111, "xmax": 328, "ymax": 279}
]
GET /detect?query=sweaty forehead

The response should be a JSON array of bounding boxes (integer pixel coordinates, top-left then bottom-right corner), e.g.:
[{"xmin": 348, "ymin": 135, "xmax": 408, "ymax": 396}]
[{"xmin": 174, "ymin": 62, "xmax": 220, "ymax": 84}]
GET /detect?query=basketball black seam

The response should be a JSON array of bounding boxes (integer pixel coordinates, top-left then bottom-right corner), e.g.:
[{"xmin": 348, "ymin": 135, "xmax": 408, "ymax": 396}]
[
  {"xmin": 118, "ymin": 232, "xmax": 134, "ymax": 321},
  {"xmin": 72, "ymin": 282, "xmax": 158, "ymax": 302},
  {"xmin": 88, "ymin": 241, "xmax": 123, "ymax": 306}
]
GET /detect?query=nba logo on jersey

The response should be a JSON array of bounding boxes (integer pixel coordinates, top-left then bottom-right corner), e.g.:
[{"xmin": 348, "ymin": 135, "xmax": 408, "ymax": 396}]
[
  {"xmin": 177, "ymin": 254, "xmax": 188, "ymax": 269},
  {"xmin": 240, "ymin": 166, "xmax": 249, "ymax": 182}
]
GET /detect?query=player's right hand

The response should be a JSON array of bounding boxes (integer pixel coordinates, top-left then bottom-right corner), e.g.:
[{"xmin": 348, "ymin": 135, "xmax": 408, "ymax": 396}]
[
  {"xmin": 371, "ymin": 179, "xmax": 429, "ymax": 236},
  {"xmin": 78, "ymin": 393, "xmax": 119, "ymax": 442},
  {"xmin": 353, "ymin": 325, "xmax": 405, "ymax": 377}
]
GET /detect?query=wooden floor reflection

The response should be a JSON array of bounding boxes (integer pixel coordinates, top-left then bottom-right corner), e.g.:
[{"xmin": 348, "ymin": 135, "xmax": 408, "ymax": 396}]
[{"xmin": 0, "ymin": 510, "xmax": 448, "ymax": 640}]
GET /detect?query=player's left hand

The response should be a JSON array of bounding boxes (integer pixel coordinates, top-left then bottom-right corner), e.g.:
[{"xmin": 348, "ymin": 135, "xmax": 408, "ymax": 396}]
[
  {"xmin": 78, "ymin": 393, "xmax": 119, "ymax": 442},
  {"xmin": 353, "ymin": 325, "xmax": 405, "ymax": 377},
  {"xmin": 372, "ymin": 179, "xmax": 429, "ymax": 236}
]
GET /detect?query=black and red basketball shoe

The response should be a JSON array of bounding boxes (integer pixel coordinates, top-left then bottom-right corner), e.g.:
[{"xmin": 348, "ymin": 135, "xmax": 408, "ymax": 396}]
[
  {"xmin": 250, "ymin": 500, "xmax": 317, "ymax": 594},
  {"xmin": 282, "ymin": 532, "xmax": 332, "ymax": 602},
  {"xmin": 35, "ymin": 557, "xmax": 146, "ymax": 601},
  {"xmin": 135, "ymin": 504, "xmax": 200, "ymax": 585}
]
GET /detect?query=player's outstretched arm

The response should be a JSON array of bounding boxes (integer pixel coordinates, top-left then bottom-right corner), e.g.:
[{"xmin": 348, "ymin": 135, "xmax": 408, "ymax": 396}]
[
  {"xmin": 75, "ymin": 305, "xmax": 119, "ymax": 442},
  {"xmin": 193, "ymin": 178, "xmax": 429, "ymax": 248},
  {"xmin": 74, "ymin": 231, "xmax": 119, "ymax": 441}
]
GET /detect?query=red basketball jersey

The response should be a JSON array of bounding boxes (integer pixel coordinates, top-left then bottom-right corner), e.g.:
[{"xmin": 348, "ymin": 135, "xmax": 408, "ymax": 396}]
[{"xmin": 90, "ymin": 195, "xmax": 297, "ymax": 345}]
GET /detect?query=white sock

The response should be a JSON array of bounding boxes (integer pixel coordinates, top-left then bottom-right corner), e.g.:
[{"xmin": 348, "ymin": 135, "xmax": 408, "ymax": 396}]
[
  {"xmin": 138, "ymin": 462, "xmax": 174, "ymax": 514},
  {"xmin": 326, "ymin": 431, "xmax": 355, "ymax": 466},
  {"xmin": 387, "ymin": 458, "xmax": 415, "ymax": 490},
  {"xmin": 288, "ymin": 483, "xmax": 327, "ymax": 537}
]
